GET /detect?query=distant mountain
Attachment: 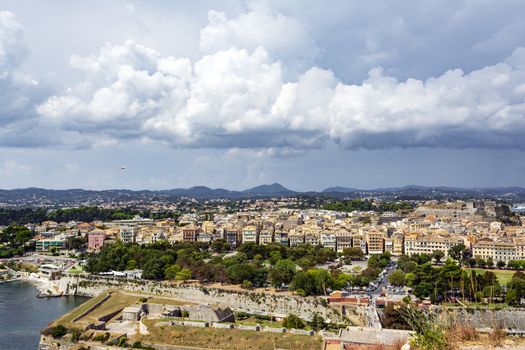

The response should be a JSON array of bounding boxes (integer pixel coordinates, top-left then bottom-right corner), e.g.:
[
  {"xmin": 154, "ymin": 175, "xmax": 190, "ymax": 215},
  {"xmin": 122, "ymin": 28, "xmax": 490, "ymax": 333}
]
[
  {"xmin": 322, "ymin": 186, "xmax": 359, "ymax": 193},
  {"xmin": 243, "ymin": 183, "xmax": 295, "ymax": 195},
  {"xmin": 163, "ymin": 186, "xmax": 233, "ymax": 198},
  {"xmin": 1, "ymin": 184, "xmax": 525, "ymax": 206}
]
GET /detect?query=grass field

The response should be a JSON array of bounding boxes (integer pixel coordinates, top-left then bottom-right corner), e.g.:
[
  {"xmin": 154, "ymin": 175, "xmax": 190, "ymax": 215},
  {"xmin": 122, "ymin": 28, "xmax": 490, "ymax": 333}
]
[
  {"xmin": 147, "ymin": 295, "xmax": 190, "ymax": 306},
  {"xmin": 138, "ymin": 320, "xmax": 323, "ymax": 350},
  {"xmin": 53, "ymin": 290, "xmax": 139, "ymax": 326},
  {"xmin": 236, "ymin": 316, "xmax": 284, "ymax": 328},
  {"xmin": 54, "ymin": 291, "xmax": 110, "ymax": 326},
  {"xmin": 83, "ymin": 292, "xmax": 139, "ymax": 323},
  {"xmin": 464, "ymin": 268, "xmax": 515, "ymax": 284}
]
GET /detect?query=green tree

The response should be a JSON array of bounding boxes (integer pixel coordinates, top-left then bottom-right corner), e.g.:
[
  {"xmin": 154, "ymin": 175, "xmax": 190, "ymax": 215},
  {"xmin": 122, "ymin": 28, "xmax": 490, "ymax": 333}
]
[
  {"xmin": 269, "ymin": 259, "xmax": 296, "ymax": 287},
  {"xmin": 309, "ymin": 312, "xmax": 326, "ymax": 331},
  {"xmin": 388, "ymin": 269, "xmax": 406, "ymax": 286},
  {"xmin": 282, "ymin": 314, "xmax": 306, "ymax": 329},
  {"xmin": 164, "ymin": 264, "xmax": 181, "ymax": 280},
  {"xmin": 241, "ymin": 280, "xmax": 253, "ymax": 289},
  {"xmin": 50, "ymin": 325, "xmax": 68, "ymax": 339},
  {"xmin": 175, "ymin": 268, "xmax": 192, "ymax": 281},
  {"xmin": 227, "ymin": 263, "xmax": 256, "ymax": 284},
  {"xmin": 448, "ymin": 244, "xmax": 469, "ymax": 265},
  {"xmin": 342, "ymin": 247, "xmax": 365, "ymax": 261},
  {"xmin": 431, "ymin": 250, "xmax": 445, "ymax": 264}
]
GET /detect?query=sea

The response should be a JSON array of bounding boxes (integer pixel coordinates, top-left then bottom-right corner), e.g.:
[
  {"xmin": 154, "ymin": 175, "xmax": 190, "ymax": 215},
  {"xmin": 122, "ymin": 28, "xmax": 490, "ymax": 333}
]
[{"xmin": 0, "ymin": 280, "xmax": 88, "ymax": 350}]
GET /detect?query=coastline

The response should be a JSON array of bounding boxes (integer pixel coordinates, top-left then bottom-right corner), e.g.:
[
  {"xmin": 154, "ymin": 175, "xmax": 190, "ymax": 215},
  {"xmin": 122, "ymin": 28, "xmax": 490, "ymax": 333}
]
[{"xmin": 18, "ymin": 273, "xmax": 64, "ymax": 297}]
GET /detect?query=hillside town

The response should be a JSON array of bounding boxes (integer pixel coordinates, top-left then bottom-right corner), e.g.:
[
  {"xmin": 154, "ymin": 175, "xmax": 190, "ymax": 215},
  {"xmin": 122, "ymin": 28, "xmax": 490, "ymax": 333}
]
[
  {"xmin": 11, "ymin": 199, "xmax": 524, "ymax": 265},
  {"xmin": 3, "ymin": 198, "xmax": 525, "ymax": 350}
]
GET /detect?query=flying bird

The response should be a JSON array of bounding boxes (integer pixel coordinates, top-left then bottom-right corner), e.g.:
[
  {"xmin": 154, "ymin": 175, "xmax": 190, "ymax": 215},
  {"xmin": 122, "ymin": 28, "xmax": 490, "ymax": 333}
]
[{"xmin": 117, "ymin": 165, "xmax": 127, "ymax": 170}]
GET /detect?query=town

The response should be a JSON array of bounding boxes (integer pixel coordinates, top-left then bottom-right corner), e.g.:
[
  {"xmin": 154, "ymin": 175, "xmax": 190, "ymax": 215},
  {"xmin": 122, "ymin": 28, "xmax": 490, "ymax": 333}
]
[{"xmin": 2, "ymin": 196, "xmax": 525, "ymax": 349}]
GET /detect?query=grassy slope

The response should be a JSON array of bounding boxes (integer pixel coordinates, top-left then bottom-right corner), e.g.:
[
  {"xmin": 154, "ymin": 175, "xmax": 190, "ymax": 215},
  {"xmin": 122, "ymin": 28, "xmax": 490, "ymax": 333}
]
[
  {"xmin": 138, "ymin": 319, "xmax": 322, "ymax": 350},
  {"xmin": 464, "ymin": 268, "xmax": 515, "ymax": 285}
]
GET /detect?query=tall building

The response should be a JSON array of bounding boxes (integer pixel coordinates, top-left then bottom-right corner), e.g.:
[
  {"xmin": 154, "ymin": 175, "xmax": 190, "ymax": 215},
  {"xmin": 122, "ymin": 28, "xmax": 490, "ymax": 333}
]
[{"xmin": 88, "ymin": 229, "xmax": 106, "ymax": 252}]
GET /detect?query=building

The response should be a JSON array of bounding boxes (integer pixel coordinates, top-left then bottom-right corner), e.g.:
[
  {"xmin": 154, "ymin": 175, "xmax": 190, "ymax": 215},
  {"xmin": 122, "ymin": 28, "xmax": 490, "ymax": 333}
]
[
  {"xmin": 472, "ymin": 238, "xmax": 516, "ymax": 263},
  {"xmin": 36, "ymin": 238, "xmax": 65, "ymax": 252},
  {"xmin": 335, "ymin": 230, "xmax": 353, "ymax": 253},
  {"xmin": 182, "ymin": 225, "xmax": 200, "ymax": 242},
  {"xmin": 88, "ymin": 229, "xmax": 106, "ymax": 252},
  {"xmin": 392, "ymin": 233, "xmax": 405, "ymax": 256},
  {"xmin": 274, "ymin": 231, "xmax": 289, "ymax": 246},
  {"xmin": 352, "ymin": 235, "xmax": 367, "ymax": 255},
  {"xmin": 119, "ymin": 226, "xmax": 136, "ymax": 243},
  {"xmin": 242, "ymin": 225, "xmax": 258, "ymax": 244},
  {"xmin": 320, "ymin": 231, "xmax": 337, "ymax": 250},
  {"xmin": 367, "ymin": 229, "xmax": 385, "ymax": 255},
  {"xmin": 196, "ymin": 231, "xmax": 212, "ymax": 243},
  {"xmin": 404, "ymin": 232, "xmax": 464, "ymax": 257},
  {"xmin": 224, "ymin": 228, "xmax": 240, "ymax": 247},
  {"xmin": 38, "ymin": 264, "xmax": 62, "ymax": 280},
  {"xmin": 259, "ymin": 229, "xmax": 273, "ymax": 245},
  {"xmin": 289, "ymin": 231, "xmax": 305, "ymax": 246},
  {"xmin": 305, "ymin": 232, "xmax": 320, "ymax": 246}
]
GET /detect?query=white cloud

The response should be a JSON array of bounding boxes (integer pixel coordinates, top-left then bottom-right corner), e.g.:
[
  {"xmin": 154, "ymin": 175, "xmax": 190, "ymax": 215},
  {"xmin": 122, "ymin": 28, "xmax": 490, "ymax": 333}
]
[
  {"xmin": 0, "ymin": 10, "xmax": 50, "ymax": 150},
  {"xmin": 0, "ymin": 11, "xmax": 37, "ymax": 122},
  {"xmin": 199, "ymin": 6, "xmax": 317, "ymax": 67},
  {"xmin": 0, "ymin": 11, "xmax": 25, "ymax": 77},
  {"xmin": 37, "ymin": 35, "xmax": 525, "ymax": 151}
]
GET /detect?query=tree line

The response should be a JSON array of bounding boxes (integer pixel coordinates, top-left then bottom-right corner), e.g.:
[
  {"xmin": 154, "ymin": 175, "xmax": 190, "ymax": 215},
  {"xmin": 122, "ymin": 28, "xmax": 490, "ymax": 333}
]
[
  {"xmin": 323, "ymin": 199, "xmax": 414, "ymax": 213},
  {"xmin": 0, "ymin": 207, "xmax": 178, "ymax": 226},
  {"xmin": 85, "ymin": 241, "xmax": 390, "ymax": 296}
]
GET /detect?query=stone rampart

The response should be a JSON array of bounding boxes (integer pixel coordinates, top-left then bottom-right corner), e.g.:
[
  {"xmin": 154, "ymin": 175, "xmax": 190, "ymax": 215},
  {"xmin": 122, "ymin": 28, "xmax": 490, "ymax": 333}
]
[
  {"xmin": 436, "ymin": 307, "xmax": 525, "ymax": 331},
  {"xmin": 58, "ymin": 275, "xmax": 363, "ymax": 324}
]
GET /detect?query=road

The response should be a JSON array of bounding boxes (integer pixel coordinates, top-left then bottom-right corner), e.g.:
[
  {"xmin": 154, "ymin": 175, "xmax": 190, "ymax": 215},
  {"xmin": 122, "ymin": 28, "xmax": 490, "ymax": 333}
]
[{"xmin": 370, "ymin": 261, "xmax": 397, "ymax": 296}]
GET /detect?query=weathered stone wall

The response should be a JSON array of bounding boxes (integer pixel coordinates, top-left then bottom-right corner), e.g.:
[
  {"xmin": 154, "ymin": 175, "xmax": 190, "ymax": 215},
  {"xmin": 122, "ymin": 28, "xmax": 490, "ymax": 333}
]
[
  {"xmin": 436, "ymin": 307, "xmax": 525, "ymax": 331},
  {"xmin": 58, "ymin": 275, "xmax": 366, "ymax": 324}
]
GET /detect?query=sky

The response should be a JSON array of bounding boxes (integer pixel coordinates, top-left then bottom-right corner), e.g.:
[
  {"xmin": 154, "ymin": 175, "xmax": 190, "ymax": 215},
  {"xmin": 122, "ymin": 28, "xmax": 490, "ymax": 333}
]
[{"xmin": 1, "ymin": 0, "xmax": 525, "ymax": 191}]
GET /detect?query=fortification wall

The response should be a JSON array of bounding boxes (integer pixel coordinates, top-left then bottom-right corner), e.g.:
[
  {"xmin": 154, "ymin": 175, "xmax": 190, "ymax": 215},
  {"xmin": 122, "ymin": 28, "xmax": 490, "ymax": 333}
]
[
  {"xmin": 436, "ymin": 307, "xmax": 525, "ymax": 331},
  {"xmin": 58, "ymin": 275, "xmax": 366, "ymax": 324}
]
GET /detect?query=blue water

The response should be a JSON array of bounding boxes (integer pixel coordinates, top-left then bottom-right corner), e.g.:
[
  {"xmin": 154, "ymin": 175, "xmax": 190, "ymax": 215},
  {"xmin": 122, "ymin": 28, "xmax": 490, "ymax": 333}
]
[{"xmin": 0, "ymin": 280, "xmax": 88, "ymax": 350}]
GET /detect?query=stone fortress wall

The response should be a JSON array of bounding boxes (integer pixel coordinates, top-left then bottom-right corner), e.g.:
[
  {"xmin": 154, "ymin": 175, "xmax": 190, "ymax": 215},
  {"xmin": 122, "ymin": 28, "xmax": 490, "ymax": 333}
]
[{"xmin": 58, "ymin": 274, "xmax": 366, "ymax": 324}]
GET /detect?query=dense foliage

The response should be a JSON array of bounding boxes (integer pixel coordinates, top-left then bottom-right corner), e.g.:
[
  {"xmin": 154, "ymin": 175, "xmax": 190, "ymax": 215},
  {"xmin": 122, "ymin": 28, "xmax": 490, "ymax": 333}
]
[
  {"xmin": 323, "ymin": 199, "xmax": 413, "ymax": 213},
  {"xmin": 0, "ymin": 207, "xmax": 178, "ymax": 226},
  {"xmin": 85, "ymin": 241, "xmax": 349, "ymax": 294},
  {"xmin": 0, "ymin": 225, "xmax": 35, "ymax": 258},
  {"xmin": 397, "ymin": 254, "xmax": 504, "ymax": 303}
]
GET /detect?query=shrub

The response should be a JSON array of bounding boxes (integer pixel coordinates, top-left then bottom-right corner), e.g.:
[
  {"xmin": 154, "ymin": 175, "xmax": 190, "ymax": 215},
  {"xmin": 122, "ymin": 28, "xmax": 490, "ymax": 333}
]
[
  {"xmin": 282, "ymin": 314, "xmax": 306, "ymax": 329},
  {"xmin": 50, "ymin": 325, "xmax": 67, "ymax": 339},
  {"xmin": 241, "ymin": 280, "xmax": 253, "ymax": 289},
  {"xmin": 398, "ymin": 307, "xmax": 446, "ymax": 350},
  {"xmin": 93, "ymin": 332, "xmax": 110, "ymax": 342},
  {"xmin": 309, "ymin": 312, "xmax": 326, "ymax": 331},
  {"xmin": 70, "ymin": 328, "xmax": 81, "ymax": 342},
  {"xmin": 235, "ymin": 311, "xmax": 249, "ymax": 320}
]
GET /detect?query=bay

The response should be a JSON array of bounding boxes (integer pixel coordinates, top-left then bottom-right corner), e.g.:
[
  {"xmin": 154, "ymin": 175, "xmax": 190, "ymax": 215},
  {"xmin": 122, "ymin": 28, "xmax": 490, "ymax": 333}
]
[{"xmin": 0, "ymin": 280, "xmax": 88, "ymax": 350}]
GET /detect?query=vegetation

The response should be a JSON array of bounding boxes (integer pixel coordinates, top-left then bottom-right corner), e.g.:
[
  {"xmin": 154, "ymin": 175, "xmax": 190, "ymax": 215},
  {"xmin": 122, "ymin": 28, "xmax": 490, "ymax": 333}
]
[
  {"xmin": 0, "ymin": 207, "xmax": 178, "ymax": 226},
  {"xmin": 341, "ymin": 247, "xmax": 365, "ymax": 262},
  {"xmin": 85, "ymin": 241, "xmax": 345, "ymax": 295},
  {"xmin": 141, "ymin": 319, "xmax": 323, "ymax": 350},
  {"xmin": 49, "ymin": 324, "xmax": 68, "ymax": 339},
  {"xmin": 387, "ymin": 269, "xmax": 406, "ymax": 286},
  {"xmin": 399, "ymin": 306, "xmax": 447, "ymax": 350},
  {"xmin": 282, "ymin": 314, "xmax": 306, "ymax": 329},
  {"xmin": 323, "ymin": 199, "xmax": 413, "ymax": 213},
  {"xmin": 0, "ymin": 225, "xmax": 35, "ymax": 258}
]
